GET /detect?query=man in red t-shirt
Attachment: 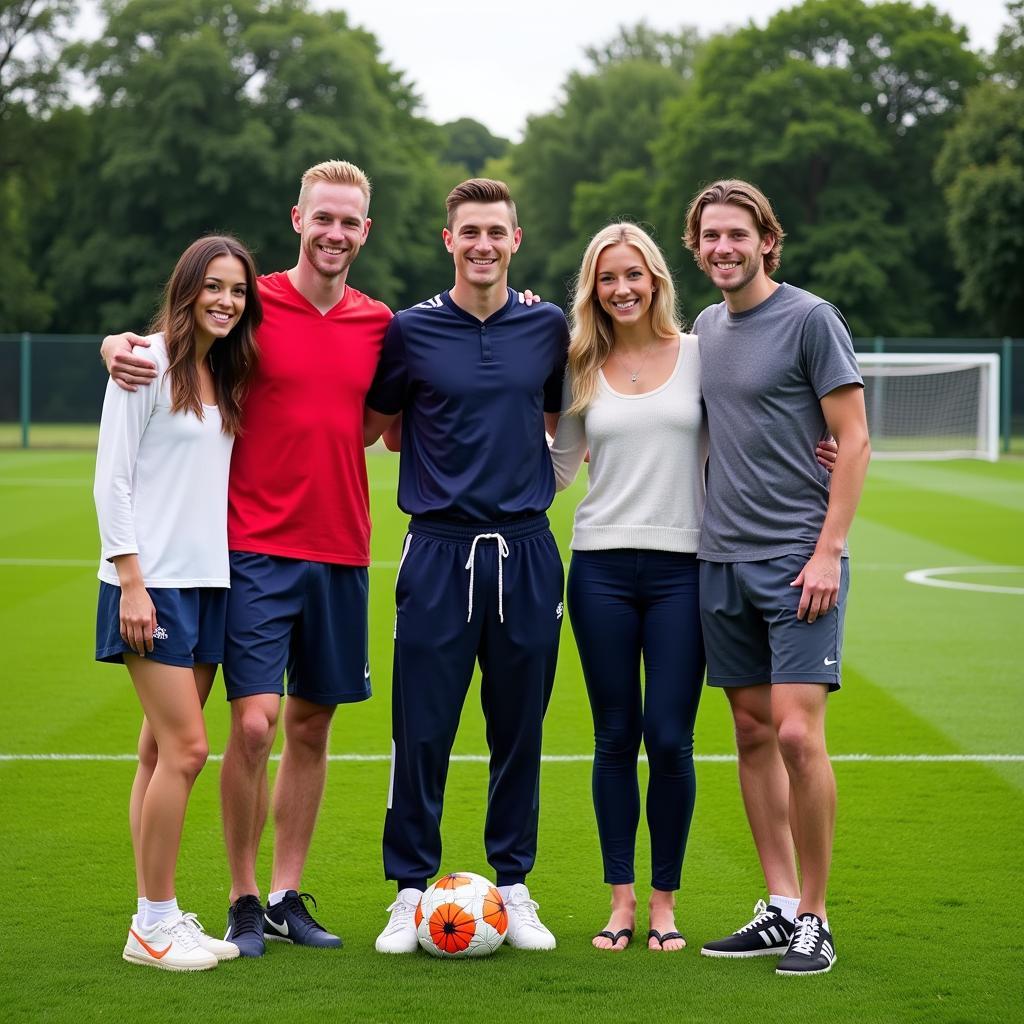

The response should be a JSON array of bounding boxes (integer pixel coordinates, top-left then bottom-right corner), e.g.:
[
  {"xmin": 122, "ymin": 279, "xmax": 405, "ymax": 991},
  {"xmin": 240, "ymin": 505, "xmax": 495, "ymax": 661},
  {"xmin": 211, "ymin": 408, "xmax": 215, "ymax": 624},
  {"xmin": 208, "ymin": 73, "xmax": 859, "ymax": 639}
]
[{"xmin": 102, "ymin": 160, "xmax": 392, "ymax": 956}]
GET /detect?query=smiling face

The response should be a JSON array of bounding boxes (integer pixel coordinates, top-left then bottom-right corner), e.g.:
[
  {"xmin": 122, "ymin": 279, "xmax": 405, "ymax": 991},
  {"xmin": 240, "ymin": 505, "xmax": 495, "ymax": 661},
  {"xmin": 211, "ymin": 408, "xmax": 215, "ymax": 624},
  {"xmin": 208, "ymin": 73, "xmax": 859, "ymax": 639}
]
[
  {"xmin": 443, "ymin": 201, "xmax": 522, "ymax": 290},
  {"xmin": 292, "ymin": 181, "xmax": 372, "ymax": 281},
  {"xmin": 594, "ymin": 243, "xmax": 656, "ymax": 329},
  {"xmin": 191, "ymin": 254, "xmax": 249, "ymax": 346},
  {"xmin": 697, "ymin": 202, "xmax": 775, "ymax": 299}
]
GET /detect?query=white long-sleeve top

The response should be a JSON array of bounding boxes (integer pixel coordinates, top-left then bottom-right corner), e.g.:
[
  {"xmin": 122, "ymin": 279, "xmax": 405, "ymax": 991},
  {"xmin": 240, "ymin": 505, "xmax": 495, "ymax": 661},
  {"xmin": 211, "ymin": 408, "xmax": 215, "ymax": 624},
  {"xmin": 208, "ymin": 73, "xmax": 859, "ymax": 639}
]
[
  {"xmin": 549, "ymin": 333, "xmax": 707, "ymax": 553},
  {"xmin": 93, "ymin": 334, "xmax": 234, "ymax": 588}
]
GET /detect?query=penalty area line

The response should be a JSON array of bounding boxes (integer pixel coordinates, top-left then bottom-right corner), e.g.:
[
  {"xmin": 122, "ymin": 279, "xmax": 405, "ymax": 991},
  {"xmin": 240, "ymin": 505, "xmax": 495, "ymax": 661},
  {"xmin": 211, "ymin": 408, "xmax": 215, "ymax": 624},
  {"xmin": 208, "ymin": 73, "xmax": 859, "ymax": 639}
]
[{"xmin": 1, "ymin": 753, "xmax": 1022, "ymax": 764}]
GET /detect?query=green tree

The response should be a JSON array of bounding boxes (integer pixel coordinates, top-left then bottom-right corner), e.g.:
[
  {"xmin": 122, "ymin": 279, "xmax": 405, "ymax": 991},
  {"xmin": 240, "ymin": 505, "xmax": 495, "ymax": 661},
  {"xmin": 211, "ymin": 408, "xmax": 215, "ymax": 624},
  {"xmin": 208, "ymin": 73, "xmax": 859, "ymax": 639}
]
[
  {"xmin": 510, "ymin": 34, "xmax": 700, "ymax": 302},
  {"xmin": 651, "ymin": 0, "xmax": 982, "ymax": 335},
  {"xmin": 439, "ymin": 118, "xmax": 509, "ymax": 177},
  {"xmin": 936, "ymin": 1, "xmax": 1024, "ymax": 335},
  {"xmin": 583, "ymin": 20, "xmax": 701, "ymax": 77},
  {"xmin": 0, "ymin": 0, "xmax": 81, "ymax": 330},
  {"xmin": 43, "ymin": 0, "xmax": 451, "ymax": 330}
]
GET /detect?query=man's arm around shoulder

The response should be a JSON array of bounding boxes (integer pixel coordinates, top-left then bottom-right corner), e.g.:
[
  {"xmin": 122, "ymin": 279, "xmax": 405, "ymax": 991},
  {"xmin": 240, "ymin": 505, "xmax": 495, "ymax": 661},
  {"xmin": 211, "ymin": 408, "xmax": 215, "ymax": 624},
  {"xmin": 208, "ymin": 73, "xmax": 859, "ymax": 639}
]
[{"xmin": 100, "ymin": 332, "xmax": 157, "ymax": 392}]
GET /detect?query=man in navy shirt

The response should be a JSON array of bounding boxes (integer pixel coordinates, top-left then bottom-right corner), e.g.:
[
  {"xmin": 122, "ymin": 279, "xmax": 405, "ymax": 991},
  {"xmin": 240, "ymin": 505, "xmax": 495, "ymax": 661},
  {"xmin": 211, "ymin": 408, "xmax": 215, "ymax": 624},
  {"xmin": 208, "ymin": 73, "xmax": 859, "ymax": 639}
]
[{"xmin": 364, "ymin": 179, "xmax": 568, "ymax": 953}]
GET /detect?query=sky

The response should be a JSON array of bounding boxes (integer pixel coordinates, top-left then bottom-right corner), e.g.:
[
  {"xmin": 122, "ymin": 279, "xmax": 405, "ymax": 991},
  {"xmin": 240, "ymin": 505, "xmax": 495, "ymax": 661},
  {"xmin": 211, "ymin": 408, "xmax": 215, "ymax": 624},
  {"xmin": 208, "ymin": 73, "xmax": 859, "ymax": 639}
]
[
  {"xmin": 74, "ymin": 0, "xmax": 1011, "ymax": 140},
  {"xmin": 320, "ymin": 0, "xmax": 1010, "ymax": 138}
]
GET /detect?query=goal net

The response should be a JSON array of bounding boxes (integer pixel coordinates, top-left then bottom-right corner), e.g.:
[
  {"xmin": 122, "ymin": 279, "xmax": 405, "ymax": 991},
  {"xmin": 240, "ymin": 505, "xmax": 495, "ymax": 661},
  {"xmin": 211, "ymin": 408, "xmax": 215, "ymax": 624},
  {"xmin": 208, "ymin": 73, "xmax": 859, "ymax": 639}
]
[{"xmin": 856, "ymin": 353, "xmax": 1000, "ymax": 461}]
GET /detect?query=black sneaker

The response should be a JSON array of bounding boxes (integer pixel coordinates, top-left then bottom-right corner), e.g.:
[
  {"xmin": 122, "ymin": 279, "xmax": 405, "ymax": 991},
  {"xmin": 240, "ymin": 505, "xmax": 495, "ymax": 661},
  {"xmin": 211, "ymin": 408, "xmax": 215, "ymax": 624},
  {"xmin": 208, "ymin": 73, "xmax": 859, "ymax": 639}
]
[
  {"xmin": 701, "ymin": 899, "xmax": 794, "ymax": 958},
  {"xmin": 264, "ymin": 891, "xmax": 342, "ymax": 948},
  {"xmin": 776, "ymin": 913, "xmax": 836, "ymax": 975},
  {"xmin": 225, "ymin": 894, "xmax": 266, "ymax": 957}
]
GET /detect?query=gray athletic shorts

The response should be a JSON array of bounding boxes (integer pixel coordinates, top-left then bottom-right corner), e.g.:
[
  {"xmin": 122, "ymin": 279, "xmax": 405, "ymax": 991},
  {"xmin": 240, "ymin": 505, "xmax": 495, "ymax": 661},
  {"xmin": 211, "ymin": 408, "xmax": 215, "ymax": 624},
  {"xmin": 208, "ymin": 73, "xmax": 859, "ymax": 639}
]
[{"xmin": 699, "ymin": 554, "xmax": 849, "ymax": 692}]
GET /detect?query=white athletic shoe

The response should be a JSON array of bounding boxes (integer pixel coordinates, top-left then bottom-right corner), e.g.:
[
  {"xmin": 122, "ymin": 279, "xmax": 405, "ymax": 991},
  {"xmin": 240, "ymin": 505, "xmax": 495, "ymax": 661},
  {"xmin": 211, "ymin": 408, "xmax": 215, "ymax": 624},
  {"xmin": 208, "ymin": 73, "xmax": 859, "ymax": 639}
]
[
  {"xmin": 375, "ymin": 888, "xmax": 422, "ymax": 954},
  {"xmin": 505, "ymin": 884, "xmax": 556, "ymax": 950},
  {"xmin": 180, "ymin": 912, "xmax": 240, "ymax": 960},
  {"xmin": 123, "ymin": 915, "xmax": 219, "ymax": 971}
]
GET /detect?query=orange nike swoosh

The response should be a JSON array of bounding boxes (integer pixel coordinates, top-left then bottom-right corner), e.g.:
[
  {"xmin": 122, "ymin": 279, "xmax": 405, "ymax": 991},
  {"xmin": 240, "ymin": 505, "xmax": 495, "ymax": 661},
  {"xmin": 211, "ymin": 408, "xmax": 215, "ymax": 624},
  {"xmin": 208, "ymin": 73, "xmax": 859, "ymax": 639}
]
[{"xmin": 130, "ymin": 928, "xmax": 172, "ymax": 959}]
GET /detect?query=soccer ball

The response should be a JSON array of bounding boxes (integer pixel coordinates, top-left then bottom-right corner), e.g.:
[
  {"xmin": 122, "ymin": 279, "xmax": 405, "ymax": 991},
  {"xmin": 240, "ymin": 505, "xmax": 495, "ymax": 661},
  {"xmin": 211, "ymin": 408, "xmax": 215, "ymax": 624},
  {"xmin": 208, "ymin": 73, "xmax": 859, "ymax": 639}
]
[{"xmin": 415, "ymin": 873, "xmax": 508, "ymax": 958}]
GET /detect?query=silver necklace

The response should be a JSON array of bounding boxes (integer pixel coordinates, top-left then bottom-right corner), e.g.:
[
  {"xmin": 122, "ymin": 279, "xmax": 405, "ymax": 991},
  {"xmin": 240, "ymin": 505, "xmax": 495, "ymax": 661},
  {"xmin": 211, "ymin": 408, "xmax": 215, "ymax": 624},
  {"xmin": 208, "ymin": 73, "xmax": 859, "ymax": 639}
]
[{"xmin": 617, "ymin": 340, "xmax": 657, "ymax": 383}]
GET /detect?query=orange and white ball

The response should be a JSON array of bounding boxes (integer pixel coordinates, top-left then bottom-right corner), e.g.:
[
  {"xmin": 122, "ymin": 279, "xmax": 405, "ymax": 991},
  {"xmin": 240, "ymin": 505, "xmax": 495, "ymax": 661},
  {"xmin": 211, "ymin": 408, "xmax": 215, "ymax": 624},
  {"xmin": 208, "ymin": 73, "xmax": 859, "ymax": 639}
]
[{"xmin": 415, "ymin": 873, "xmax": 508, "ymax": 958}]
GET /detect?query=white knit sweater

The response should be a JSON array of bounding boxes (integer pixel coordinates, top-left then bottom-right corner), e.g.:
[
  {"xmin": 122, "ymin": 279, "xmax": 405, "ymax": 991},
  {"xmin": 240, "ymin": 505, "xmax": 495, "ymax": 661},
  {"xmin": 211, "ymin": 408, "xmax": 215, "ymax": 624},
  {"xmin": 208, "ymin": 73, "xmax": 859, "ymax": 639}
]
[
  {"xmin": 94, "ymin": 334, "xmax": 234, "ymax": 588},
  {"xmin": 549, "ymin": 334, "xmax": 707, "ymax": 553}
]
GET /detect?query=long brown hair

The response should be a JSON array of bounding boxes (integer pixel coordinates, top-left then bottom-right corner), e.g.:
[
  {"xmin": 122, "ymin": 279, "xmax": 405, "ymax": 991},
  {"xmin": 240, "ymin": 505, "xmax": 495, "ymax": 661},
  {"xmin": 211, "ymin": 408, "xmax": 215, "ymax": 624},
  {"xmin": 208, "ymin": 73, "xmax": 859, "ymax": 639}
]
[{"xmin": 149, "ymin": 235, "xmax": 262, "ymax": 435}]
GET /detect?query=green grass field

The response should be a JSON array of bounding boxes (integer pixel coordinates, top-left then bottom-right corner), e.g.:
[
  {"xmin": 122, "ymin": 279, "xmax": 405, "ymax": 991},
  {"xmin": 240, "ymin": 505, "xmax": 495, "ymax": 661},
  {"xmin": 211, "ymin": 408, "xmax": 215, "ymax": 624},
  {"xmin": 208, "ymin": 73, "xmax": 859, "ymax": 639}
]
[{"xmin": 3, "ymin": 450, "xmax": 1022, "ymax": 1024}]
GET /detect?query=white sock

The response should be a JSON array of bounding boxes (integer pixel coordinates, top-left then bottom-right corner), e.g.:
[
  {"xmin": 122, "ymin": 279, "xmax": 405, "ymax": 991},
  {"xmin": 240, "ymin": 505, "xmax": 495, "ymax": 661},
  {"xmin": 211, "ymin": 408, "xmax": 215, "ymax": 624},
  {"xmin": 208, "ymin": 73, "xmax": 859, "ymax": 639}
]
[
  {"xmin": 268, "ymin": 889, "xmax": 289, "ymax": 907},
  {"xmin": 770, "ymin": 894, "xmax": 800, "ymax": 923},
  {"xmin": 822, "ymin": 917, "xmax": 830, "ymax": 931},
  {"xmin": 136, "ymin": 897, "xmax": 146, "ymax": 921},
  {"xmin": 142, "ymin": 896, "xmax": 179, "ymax": 928}
]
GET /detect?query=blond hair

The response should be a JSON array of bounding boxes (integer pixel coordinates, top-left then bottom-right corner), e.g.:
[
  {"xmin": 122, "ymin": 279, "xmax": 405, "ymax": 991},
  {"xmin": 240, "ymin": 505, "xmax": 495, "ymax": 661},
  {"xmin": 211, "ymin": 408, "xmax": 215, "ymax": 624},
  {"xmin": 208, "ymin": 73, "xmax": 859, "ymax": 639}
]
[
  {"xmin": 445, "ymin": 178, "xmax": 517, "ymax": 230},
  {"xmin": 297, "ymin": 160, "xmax": 372, "ymax": 212},
  {"xmin": 567, "ymin": 223, "xmax": 681, "ymax": 416},
  {"xmin": 682, "ymin": 178, "xmax": 785, "ymax": 275}
]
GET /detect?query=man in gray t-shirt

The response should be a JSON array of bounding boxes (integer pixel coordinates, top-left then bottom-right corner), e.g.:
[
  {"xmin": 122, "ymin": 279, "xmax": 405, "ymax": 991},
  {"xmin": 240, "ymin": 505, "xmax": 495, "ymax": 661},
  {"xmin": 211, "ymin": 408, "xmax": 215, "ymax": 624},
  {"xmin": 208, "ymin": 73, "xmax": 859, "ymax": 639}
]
[{"xmin": 683, "ymin": 180, "xmax": 870, "ymax": 976}]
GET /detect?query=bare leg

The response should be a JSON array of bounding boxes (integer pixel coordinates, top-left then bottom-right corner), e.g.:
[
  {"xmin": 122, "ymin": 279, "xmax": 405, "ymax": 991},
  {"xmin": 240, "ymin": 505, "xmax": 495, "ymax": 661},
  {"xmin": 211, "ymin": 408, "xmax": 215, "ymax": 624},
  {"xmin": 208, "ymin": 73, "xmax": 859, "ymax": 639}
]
[
  {"xmin": 593, "ymin": 884, "xmax": 636, "ymax": 951},
  {"xmin": 726, "ymin": 685, "xmax": 800, "ymax": 898},
  {"xmin": 648, "ymin": 889, "xmax": 685, "ymax": 951},
  {"xmin": 221, "ymin": 693, "xmax": 281, "ymax": 902},
  {"xmin": 126, "ymin": 656, "xmax": 211, "ymax": 902},
  {"xmin": 129, "ymin": 720, "xmax": 157, "ymax": 898},
  {"xmin": 772, "ymin": 684, "xmax": 834, "ymax": 919},
  {"xmin": 269, "ymin": 696, "xmax": 335, "ymax": 893},
  {"xmin": 129, "ymin": 666, "xmax": 217, "ymax": 899}
]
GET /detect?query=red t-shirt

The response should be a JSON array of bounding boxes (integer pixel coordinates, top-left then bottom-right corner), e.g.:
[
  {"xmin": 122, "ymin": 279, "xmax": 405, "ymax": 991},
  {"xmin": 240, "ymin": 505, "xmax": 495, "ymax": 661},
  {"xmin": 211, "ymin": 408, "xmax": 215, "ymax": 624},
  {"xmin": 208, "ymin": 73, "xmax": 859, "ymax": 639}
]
[{"xmin": 227, "ymin": 272, "xmax": 392, "ymax": 565}]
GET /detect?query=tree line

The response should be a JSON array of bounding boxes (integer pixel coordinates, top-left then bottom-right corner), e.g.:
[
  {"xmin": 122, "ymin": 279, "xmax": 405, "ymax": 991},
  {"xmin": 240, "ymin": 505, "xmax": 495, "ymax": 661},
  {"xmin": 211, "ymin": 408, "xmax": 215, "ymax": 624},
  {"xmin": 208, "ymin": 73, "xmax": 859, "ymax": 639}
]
[{"xmin": 2, "ymin": 0, "xmax": 1022, "ymax": 338}]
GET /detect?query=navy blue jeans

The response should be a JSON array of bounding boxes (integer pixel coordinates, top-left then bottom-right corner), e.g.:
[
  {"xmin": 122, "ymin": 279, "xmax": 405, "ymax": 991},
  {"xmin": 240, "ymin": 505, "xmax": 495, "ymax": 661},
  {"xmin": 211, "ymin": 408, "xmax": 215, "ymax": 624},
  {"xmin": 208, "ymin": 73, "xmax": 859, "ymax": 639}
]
[{"xmin": 568, "ymin": 549, "xmax": 704, "ymax": 891}]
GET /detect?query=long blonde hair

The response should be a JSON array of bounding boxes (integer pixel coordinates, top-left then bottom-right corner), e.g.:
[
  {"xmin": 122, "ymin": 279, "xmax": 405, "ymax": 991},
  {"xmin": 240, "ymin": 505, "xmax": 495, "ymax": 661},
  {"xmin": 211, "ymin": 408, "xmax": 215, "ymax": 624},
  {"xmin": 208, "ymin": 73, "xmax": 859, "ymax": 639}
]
[{"xmin": 567, "ymin": 223, "xmax": 680, "ymax": 415}]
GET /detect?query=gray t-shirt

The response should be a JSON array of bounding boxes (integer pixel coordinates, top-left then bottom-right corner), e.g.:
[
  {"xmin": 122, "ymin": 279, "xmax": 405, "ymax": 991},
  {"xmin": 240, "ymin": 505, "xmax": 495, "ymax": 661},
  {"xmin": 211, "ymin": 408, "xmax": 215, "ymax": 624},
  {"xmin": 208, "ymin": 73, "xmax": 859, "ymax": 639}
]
[{"xmin": 695, "ymin": 283, "xmax": 863, "ymax": 562}]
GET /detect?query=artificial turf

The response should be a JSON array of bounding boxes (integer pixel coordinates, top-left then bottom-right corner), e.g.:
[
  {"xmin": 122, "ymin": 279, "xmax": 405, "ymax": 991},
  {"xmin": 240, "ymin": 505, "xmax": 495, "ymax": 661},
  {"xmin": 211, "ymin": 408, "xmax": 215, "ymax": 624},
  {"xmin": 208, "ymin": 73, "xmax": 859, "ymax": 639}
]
[{"xmin": 2, "ymin": 449, "xmax": 1022, "ymax": 1023}]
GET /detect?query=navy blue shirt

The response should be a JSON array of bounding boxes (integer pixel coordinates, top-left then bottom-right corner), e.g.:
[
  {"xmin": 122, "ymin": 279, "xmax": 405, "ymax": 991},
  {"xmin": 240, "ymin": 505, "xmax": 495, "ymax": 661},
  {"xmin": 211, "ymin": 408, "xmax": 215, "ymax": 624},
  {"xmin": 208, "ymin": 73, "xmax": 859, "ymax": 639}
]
[{"xmin": 366, "ymin": 288, "xmax": 568, "ymax": 523}]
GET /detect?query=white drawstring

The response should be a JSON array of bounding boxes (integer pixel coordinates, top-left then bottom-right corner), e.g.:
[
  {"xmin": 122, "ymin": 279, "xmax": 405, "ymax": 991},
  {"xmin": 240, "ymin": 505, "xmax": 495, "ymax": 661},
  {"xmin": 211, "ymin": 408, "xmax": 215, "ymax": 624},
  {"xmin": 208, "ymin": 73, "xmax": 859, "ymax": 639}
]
[{"xmin": 464, "ymin": 532, "xmax": 510, "ymax": 623}]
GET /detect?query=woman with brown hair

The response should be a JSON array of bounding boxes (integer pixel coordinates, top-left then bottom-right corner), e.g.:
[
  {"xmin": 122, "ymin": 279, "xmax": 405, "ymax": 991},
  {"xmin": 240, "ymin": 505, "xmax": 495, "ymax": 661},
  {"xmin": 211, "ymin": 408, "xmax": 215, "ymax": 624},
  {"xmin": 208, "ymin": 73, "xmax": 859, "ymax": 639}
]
[{"xmin": 94, "ymin": 235, "xmax": 261, "ymax": 971}]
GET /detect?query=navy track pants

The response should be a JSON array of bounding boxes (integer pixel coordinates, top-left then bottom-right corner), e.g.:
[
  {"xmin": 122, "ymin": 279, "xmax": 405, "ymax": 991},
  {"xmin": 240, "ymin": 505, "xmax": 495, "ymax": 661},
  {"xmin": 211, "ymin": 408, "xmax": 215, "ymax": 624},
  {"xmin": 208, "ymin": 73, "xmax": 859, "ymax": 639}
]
[
  {"xmin": 567, "ymin": 549, "xmax": 704, "ymax": 891},
  {"xmin": 383, "ymin": 513, "xmax": 564, "ymax": 890}
]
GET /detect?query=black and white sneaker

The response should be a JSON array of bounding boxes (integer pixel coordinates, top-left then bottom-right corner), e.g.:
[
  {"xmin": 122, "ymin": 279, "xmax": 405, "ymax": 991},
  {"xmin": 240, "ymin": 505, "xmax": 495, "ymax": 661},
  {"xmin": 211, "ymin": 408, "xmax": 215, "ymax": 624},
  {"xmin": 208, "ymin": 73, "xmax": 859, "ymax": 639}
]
[
  {"xmin": 701, "ymin": 899, "xmax": 793, "ymax": 958},
  {"xmin": 776, "ymin": 913, "xmax": 836, "ymax": 975}
]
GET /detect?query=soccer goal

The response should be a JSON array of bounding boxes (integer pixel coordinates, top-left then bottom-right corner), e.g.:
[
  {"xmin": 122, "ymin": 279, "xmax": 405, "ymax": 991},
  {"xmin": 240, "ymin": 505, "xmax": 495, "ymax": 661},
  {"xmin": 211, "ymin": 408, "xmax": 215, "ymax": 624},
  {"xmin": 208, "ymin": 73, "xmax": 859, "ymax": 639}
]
[{"xmin": 855, "ymin": 353, "xmax": 1000, "ymax": 461}]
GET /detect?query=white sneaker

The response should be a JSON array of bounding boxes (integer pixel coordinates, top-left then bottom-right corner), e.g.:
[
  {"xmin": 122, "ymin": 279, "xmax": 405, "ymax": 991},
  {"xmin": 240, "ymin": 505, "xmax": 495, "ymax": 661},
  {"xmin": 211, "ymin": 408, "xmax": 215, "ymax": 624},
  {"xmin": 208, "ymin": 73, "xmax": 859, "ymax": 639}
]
[
  {"xmin": 123, "ymin": 915, "xmax": 219, "ymax": 971},
  {"xmin": 375, "ymin": 888, "xmax": 422, "ymax": 954},
  {"xmin": 180, "ymin": 912, "xmax": 240, "ymax": 960},
  {"xmin": 504, "ymin": 884, "xmax": 556, "ymax": 950}
]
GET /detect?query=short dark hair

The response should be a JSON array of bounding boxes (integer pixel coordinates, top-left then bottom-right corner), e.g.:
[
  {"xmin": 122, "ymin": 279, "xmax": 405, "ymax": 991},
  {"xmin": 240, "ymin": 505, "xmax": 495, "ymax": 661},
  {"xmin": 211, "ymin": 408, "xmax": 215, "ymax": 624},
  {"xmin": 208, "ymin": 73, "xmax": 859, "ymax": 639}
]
[{"xmin": 445, "ymin": 178, "xmax": 518, "ymax": 230}]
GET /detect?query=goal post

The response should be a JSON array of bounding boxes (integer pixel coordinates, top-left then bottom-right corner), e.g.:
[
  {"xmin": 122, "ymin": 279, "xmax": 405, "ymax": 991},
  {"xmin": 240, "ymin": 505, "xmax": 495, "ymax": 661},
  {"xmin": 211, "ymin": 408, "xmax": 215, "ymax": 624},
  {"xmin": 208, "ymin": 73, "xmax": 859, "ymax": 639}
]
[{"xmin": 855, "ymin": 353, "xmax": 1000, "ymax": 462}]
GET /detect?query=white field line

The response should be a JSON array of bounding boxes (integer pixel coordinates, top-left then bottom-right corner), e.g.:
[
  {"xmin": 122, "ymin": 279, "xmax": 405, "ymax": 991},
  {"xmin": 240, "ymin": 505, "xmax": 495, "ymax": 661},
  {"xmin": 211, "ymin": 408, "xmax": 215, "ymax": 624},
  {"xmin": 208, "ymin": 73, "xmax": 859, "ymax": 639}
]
[
  {"xmin": 1, "ymin": 753, "xmax": 1021, "ymax": 764},
  {"xmin": 904, "ymin": 566, "xmax": 1024, "ymax": 596},
  {"xmin": 0, "ymin": 478, "xmax": 92, "ymax": 486}
]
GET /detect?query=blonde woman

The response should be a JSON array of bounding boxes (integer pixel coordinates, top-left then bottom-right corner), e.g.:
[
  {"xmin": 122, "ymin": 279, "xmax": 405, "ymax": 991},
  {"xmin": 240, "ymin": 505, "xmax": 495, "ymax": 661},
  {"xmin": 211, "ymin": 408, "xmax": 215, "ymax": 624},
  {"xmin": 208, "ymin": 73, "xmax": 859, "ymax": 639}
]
[{"xmin": 549, "ymin": 224, "xmax": 704, "ymax": 952}]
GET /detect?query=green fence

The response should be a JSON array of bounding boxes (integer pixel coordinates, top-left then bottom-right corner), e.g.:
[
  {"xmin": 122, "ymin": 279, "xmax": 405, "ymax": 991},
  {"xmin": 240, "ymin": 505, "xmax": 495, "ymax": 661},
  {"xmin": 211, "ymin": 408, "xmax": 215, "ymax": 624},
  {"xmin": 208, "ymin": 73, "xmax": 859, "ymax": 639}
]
[{"xmin": 2, "ymin": 333, "xmax": 1022, "ymax": 452}]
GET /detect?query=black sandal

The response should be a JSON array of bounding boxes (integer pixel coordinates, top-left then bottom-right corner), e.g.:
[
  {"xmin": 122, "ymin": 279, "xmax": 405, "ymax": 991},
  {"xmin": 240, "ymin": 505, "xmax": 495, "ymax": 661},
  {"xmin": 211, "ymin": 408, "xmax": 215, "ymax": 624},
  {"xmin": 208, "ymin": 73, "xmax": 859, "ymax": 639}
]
[
  {"xmin": 594, "ymin": 927, "xmax": 633, "ymax": 949},
  {"xmin": 648, "ymin": 928, "xmax": 687, "ymax": 949}
]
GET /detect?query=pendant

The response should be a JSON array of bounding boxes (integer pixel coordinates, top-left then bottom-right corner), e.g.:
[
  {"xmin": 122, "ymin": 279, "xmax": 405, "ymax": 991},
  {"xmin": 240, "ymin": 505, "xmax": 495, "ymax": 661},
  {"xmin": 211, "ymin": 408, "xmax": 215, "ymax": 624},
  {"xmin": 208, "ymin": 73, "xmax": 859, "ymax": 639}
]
[{"xmin": 631, "ymin": 372, "xmax": 639, "ymax": 383}]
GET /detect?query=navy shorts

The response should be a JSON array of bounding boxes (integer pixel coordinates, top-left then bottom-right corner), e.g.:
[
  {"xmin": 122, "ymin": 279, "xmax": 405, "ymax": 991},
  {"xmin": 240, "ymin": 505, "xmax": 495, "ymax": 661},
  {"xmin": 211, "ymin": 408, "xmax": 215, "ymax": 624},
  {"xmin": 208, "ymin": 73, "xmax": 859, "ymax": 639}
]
[
  {"xmin": 699, "ymin": 554, "xmax": 850, "ymax": 692},
  {"xmin": 223, "ymin": 552, "xmax": 371, "ymax": 706},
  {"xmin": 95, "ymin": 582, "xmax": 227, "ymax": 667}
]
